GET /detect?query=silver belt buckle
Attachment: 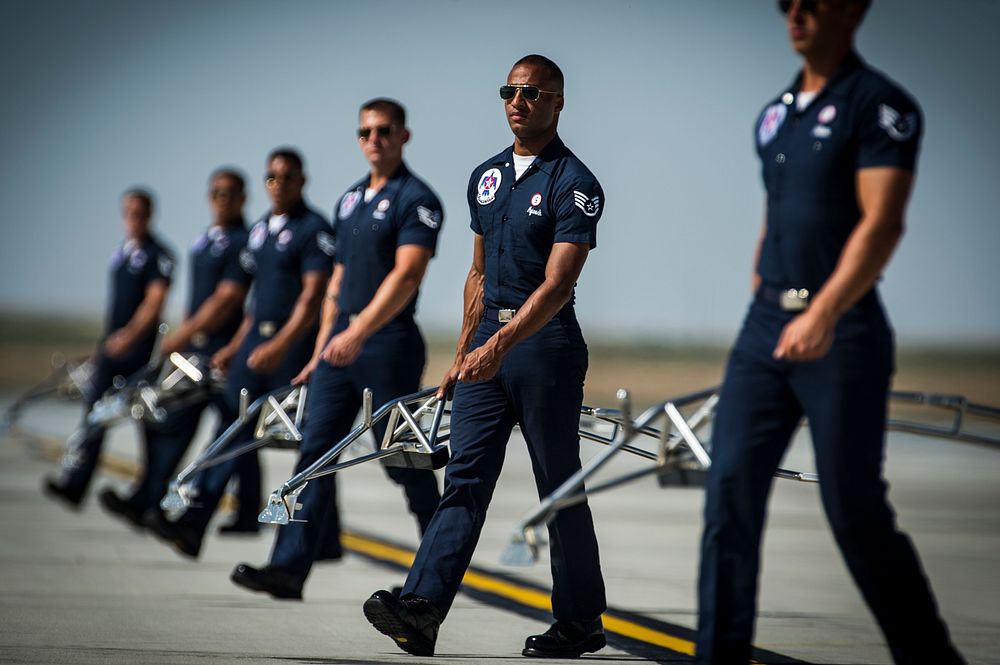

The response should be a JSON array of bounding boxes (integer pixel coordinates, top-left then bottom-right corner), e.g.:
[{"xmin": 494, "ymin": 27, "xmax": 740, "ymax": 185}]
[
  {"xmin": 498, "ymin": 308, "xmax": 515, "ymax": 323},
  {"xmin": 348, "ymin": 313, "xmax": 358, "ymax": 323},
  {"xmin": 258, "ymin": 321, "xmax": 277, "ymax": 338},
  {"xmin": 780, "ymin": 288, "xmax": 810, "ymax": 312}
]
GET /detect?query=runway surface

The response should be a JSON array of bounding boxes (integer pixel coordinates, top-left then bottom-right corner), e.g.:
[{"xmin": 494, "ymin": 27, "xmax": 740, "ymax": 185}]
[{"xmin": 2, "ymin": 393, "xmax": 999, "ymax": 664}]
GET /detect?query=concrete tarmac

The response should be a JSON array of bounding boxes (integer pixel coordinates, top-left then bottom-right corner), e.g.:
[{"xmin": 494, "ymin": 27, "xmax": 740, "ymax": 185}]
[{"xmin": 1, "ymin": 393, "xmax": 998, "ymax": 664}]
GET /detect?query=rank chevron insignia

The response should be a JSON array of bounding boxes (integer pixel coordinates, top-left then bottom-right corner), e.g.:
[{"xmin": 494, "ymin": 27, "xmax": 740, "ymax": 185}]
[
  {"xmin": 573, "ymin": 191, "xmax": 600, "ymax": 217},
  {"xmin": 878, "ymin": 103, "xmax": 917, "ymax": 141}
]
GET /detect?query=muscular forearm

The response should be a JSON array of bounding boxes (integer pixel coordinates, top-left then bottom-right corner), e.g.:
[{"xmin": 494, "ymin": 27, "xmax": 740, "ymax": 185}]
[
  {"xmin": 810, "ymin": 215, "xmax": 903, "ymax": 324},
  {"xmin": 225, "ymin": 313, "xmax": 254, "ymax": 353},
  {"xmin": 352, "ymin": 271, "xmax": 419, "ymax": 336},
  {"xmin": 121, "ymin": 294, "xmax": 165, "ymax": 341},
  {"xmin": 454, "ymin": 264, "xmax": 486, "ymax": 362},
  {"xmin": 171, "ymin": 288, "xmax": 244, "ymax": 347},
  {"xmin": 490, "ymin": 275, "xmax": 573, "ymax": 356},
  {"xmin": 271, "ymin": 285, "xmax": 324, "ymax": 351}
]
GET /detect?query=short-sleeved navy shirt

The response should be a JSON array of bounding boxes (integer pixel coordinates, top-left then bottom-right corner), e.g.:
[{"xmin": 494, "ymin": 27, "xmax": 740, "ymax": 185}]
[
  {"xmin": 106, "ymin": 234, "xmax": 175, "ymax": 338},
  {"xmin": 187, "ymin": 220, "xmax": 251, "ymax": 353},
  {"xmin": 468, "ymin": 134, "xmax": 603, "ymax": 310},
  {"xmin": 755, "ymin": 52, "xmax": 922, "ymax": 292},
  {"xmin": 332, "ymin": 162, "xmax": 444, "ymax": 320},
  {"xmin": 241, "ymin": 201, "xmax": 334, "ymax": 325}
]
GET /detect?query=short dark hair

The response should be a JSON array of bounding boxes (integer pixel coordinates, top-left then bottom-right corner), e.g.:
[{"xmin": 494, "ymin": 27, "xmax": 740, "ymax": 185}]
[
  {"xmin": 121, "ymin": 187, "xmax": 154, "ymax": 215},
  {"xmin": 512, "ymin": 54, "xmax": 564, "ymax": 92},
  {"xmin": 209, "ymin": 167, "xmax": 246, "ymax": 193},
  {"xmin": 360, "ymin": 98, "xmax": 406, "ymax": 127},
  {"xmin": 267, "ymin": 147, "xmax": 304, "ymax": 173}
]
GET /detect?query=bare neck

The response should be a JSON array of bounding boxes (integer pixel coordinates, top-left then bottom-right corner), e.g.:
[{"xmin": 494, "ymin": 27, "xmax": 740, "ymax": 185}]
[
  {"xmin": 514, "ymin": 127, "xmax": 557, "ymax": 156},
  {"xmin": 369, "ymin": 158, "xmax": 403, "ymax": 192},
  {"xmin": 800, "ymin": 43, "xmax": 853, "ymax": 93}
]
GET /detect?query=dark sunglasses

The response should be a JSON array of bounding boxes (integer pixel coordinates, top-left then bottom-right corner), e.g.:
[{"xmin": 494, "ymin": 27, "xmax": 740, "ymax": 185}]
[
  {"xmin": 210, "ymin": 188, "xmax": 241, "ymax": 200},
  {"xmin": 264, "ymin": 172, "xmax": 300, "ymax": 186},
  {"xmin": 358, "ymin": 125, "xmax": 395, "ymax": 140},
  {"xmin": 499, "ymin": 84, "xmax": 562, "ymax": 102},
  {"xmin": 778, "ymin": 0, "xmax": 819, "ymax": 13}
]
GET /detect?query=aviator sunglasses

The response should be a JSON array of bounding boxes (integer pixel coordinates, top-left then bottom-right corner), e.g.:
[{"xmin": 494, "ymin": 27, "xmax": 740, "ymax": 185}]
[
  {"xmin": 499, "ymin": 84, "xmax": 562, "ymax": 102},
  {"xmin": 778, "ymin": 0, "xmax": 819, "ymax": 13},
  {"xmin": 358, "ymin": 125, "xmax": 395, "ymax": 140}
]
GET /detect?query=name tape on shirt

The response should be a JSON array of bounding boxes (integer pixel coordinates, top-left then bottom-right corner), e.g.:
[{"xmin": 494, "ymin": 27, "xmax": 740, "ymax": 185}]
[
  {"xmin": 476, "ymin": 168, "xmax": 502, "ymax": 205},
  {"xmin": 573, "ymin": 191, "xmax": 600, "ymax": 217},
  {"xmin": 416, "ymin": 205, "xmax": 441, "ymax": 229},
  {"xmin": 878, "ymin": 104, "xmax": 918, "ymax": 141}
]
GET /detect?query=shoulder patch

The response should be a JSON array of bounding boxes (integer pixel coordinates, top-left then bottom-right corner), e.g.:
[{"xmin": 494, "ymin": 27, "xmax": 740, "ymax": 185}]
[
  {"xmin": 416, "ymin": 205, "xmax": 441, "ymax": 229},
  {"xmin": 157, "ymin": 254, "xmax": 175, "ymax": 277},
  {"xmin": 317, "ymin": 230, "xmax": 336, "ymax": 256},
  {"xmin": 239, "ymin": 248, "xmax": 257, "ymax": 274},
  {"xmin": 573, "ymin": 191, "xmax": 600, "ymax": 218},
  {"xmin": 878, "ymin": 104, "xmax": 918, "ymax": 141}
]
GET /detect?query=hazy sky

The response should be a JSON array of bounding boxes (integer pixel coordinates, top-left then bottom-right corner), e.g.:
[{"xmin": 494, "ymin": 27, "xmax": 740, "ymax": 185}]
[{"xmin": 1, "ymin": 0, "xmax": 998, "ymax": 345}]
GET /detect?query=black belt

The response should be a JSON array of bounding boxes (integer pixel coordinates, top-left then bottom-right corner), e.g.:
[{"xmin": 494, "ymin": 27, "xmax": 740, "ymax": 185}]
[
  {"xmin": 758, "ymin": 285, "xmax": 811, "ymax": 312},
  {"xmin": 482, "ymin": 306, "xmax": 576, "ymax": 324},
  {"xmin": 484, "ymin": 307, "xmax": 517, "ymax": 323}
]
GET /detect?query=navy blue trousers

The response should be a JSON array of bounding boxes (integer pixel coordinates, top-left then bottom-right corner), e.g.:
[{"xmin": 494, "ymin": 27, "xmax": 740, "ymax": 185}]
[
  {"xmin": 696, "ymin": 294, "xmax": 962, "ymax": 664},
  {"xmin": 178, "ymin": 330, "xmax": 316, "ymax": 534},
  {"xmin": 63, "ymin": 350, "xmax": 152, "ymax": 496},
  {"xmin": 402, "ymin": 313, "xmax": 607, "ymax": 621},
  {"xmin": 269, "ymin": 318, "xmax": 440, "ymax": 582},
  {"xmin": 126, "ymin": 395, "xmax": 213, "ymax": 516}
]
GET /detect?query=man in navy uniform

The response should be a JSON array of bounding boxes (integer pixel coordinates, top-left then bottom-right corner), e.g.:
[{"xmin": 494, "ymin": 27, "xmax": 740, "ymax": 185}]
[
  {"xmin": 230, "ymin": 98, "xmax": 443, "ymax": 600},
  {"xmin": 695, "ymin": 2, "xmax": 964, "ymax": 663},
  {"xmin": 44, "ymin": 188, "xmax": 175, "ymax": 507},
  {"xmin": 145, "ymin": 148, "xmax": 334, "ymax": 557},
  {"xmin": 364, "ymin": 55, "xmax": 607, "ymax": 659},
  {"xmin": 99, "ymin": 168, "xmax": 252, "ymax": 527}
]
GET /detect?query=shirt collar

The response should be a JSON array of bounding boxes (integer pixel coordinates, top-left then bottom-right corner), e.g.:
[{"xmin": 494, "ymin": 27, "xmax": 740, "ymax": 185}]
[
  {"xmin": 785, "ymin": 51, "xmax": 865, "ymax": 106},
  {"xmin": 490, "ymin": 134, "xmax": 568, "ymax": 177}
]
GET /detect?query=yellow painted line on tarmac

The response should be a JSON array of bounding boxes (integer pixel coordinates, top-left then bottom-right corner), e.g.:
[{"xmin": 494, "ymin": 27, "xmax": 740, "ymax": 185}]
[
  {"xmin": 341, "ymin": 530, "xmax": 697, "ymax": 657},
  {"xmin": 24, "ymin": 431, "xmax": 705, "ymax": 659}
]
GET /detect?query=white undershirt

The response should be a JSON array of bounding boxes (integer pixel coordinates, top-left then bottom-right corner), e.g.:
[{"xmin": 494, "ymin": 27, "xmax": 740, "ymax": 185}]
[
  {"xmin": 513, "ymin": 153, "xmax": 536, "ymax": 180},
  {"xmin": 267, "ymin": 214, "xmax": 288, "ymax": 234},
  {"xmin": 364, "ymin": 187, "xmax": 377, "ymax": 203},
  {"xmin": 796, "ymin": 90, "xmax": 818, "ymax": 112}
]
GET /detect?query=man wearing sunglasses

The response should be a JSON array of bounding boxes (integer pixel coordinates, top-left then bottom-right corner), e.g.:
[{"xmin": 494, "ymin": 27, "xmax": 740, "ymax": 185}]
[
  {"xmin": 44, "ymin": 189, "xmax": 175, "ymax": 508},
  {"xmin": 364, "ymin": 55, "xmax": 607, "ymax": 659},
  {"xmin": 696, "ymin": 2, "xmax": 964, "ymax": 663},
  {"xmin": 145, "ymin": 148, "xmax": 335, "ymax": 557},
  {"xmin": 98, "ymin": 168, "xmax": 253, "ymax": 528},
  {"xmin": 229, "ymin": 98, "xmax": 444, "ymax": 601}
]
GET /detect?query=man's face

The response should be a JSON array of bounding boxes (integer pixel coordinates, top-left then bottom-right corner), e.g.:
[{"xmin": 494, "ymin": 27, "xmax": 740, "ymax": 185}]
[
  {"xmin": 264, "ymin": 156, "xmax": 305, "ymax": 213},
  {"xmin": 208, "ymin": 175, "xmax": 245, "ymax": 224},
  {"xmin": 121, "ymin": 195, "xmax": 151, "ymax": 240},
  {"xmin": 358, "ymin": 109, "xmax": 408, "ymax": 170},
  {"xmin": 783, "ymin": 0, "xmax": 861, "ymax": 57},
  {"xmin": 504, "ymin": 63, "xmax": 564, "ymax": 141}
]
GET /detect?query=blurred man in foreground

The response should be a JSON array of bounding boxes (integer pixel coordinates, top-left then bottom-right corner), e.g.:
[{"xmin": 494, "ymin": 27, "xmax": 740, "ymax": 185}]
[{"xmin": 695, "ymin": 2, "xmax": 964, "ymax": 663}]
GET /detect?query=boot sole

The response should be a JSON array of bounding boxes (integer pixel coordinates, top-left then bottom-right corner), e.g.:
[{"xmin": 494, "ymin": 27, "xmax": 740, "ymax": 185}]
[
  {"xmin": 521, "ymin": 633, "xmax": 607, "ymax": 658},
  {"xmin": 363, "ymin": 596, "xmax": 435, "ymax": 657}
]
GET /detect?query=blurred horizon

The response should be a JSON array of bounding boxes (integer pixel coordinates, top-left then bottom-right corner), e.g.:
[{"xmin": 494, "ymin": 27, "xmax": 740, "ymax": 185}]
[{"xmin": 2, "ymin": 0, "xmax": 998, "ymax": 346}]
